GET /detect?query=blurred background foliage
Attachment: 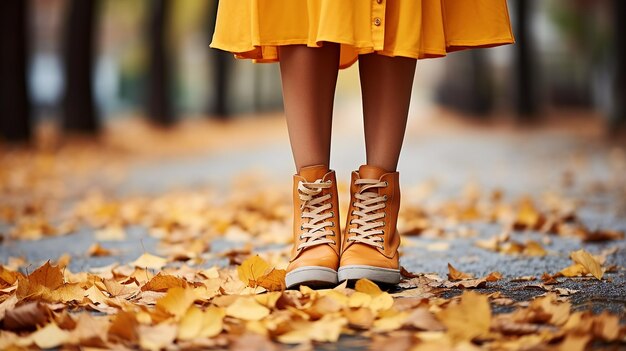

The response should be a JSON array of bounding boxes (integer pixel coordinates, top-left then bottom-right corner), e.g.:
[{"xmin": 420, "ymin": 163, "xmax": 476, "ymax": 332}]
[{"xmin": 0, "ymin": 0, "xmax": 624, "ymax": 143}]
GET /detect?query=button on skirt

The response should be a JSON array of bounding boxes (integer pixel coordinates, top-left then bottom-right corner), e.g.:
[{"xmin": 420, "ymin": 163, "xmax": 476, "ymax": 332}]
[{"xmin": 210, "ymin": 0, "xmax": 515, "ymax": 69}]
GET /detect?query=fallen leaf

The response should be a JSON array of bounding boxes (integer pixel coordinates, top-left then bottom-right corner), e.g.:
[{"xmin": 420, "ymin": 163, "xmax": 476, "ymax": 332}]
[
  {"xmin": 139, "ymin": 322, "xmax": 178, "ymax": 351},
  {"xmin": 87, "ymin": 243, "xmax": 112, "ymax": 257},
  {"xmin": 225, "ymin": 297, "xmax": 269, "ymax": 321},
  {"xmin": 237, "ymin": 255, "xmax": 269, "ymax": 287},
  {"xmin": 130, "ymin": 253, "xmax": 168, "ymax": 270},
  {"xmin": 255, "ymin": 268, "xmax": 286, "ymax": 292},
  {"xmin": 436, "ymin": 291, "xmax": 491, "ymax": 341},
  {"xmin": 30, "ymin": 322, "xmax": 70, "ymax": 349},
  {"xmin": 447, "ymin": 263, "xmax": 474, "ymax": 281},
  {"xmin": 155, "ymin": 287, "xmax": 196, "ymax": 319},
  {"xmin": 570, "ymin": 249, "xmax": 603, "ymax": 280}
]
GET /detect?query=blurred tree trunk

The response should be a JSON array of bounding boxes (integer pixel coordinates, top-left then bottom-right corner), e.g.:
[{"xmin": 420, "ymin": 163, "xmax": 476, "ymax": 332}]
[
  {"xmin": 0, "ymin": 0, "xmax": 31, "ymax": 142},
  {"xmin": 147, "ymin": 0, "xmax": 174, "ymax": 125},
  {"xmin": 612, "ymin": 0, "xmax": 626, "ymax": 134},
  {"xmin": 206, "ymin": 0, "xmax": 230, "ymax": 119},
  {"xmin": 63, "ymin": 0, "xmax": 99, "ymax": 133},
  {"xmin": 435, "ymin": 51, "xmax": 494, "ymax": 117},
  {"xmin": 514, "ymin": 0, "xmax": 538, "ymax": 118}
]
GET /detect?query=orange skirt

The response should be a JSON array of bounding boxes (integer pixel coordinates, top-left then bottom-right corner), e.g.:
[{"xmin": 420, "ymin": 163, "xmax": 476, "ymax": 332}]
[{"xmin": 210, "ymin": 0, "xmax": 515, "ymax": 69}]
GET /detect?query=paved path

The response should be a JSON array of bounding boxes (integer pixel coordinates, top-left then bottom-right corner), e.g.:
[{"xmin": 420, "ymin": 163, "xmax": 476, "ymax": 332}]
[{"xmin": 1, "ymin": 113, "xmax": 624, "ymax": 349}]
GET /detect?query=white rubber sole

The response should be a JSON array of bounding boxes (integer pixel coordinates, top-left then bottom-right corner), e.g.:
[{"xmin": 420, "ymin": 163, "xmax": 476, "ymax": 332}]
[
  {"xmin": 285, "ymin": 266, "xmax": 338, "ymax": 289},
  {"xmin": 338, "ymin": 265, "xmax": 401, "ymax": 284}
]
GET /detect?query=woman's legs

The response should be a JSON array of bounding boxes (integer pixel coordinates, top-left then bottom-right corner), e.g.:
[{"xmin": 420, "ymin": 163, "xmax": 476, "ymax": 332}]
[
  {"xmin": 278, "ymin": 43, "xmax": 340, "ymax": 171},
  {"xmin": 358, "ymin": 54, "xmax": 417, "ymax": 171}
]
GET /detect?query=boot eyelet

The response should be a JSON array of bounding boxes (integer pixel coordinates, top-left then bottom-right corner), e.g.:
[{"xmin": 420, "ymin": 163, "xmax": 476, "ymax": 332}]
[
  {"xmin": 299, "ymin": 234, "xmax": 305, "ymax": 239},
  {"xmin": 352, "ymin": 202, "xmax": 357, "ymax": 207},
  {"xmin": 382, "ymin": 221, "xmax": 386, "ymax": 226},
  {"xmin": 330, "ymin": 211, "xmax": 334, "ymax": 217},
  {"xmin": 383, "ymin": 195, "xmax": 388, "ymax": 201},
  {"xmin": 332, "ymin": 240, "xmax": 336, "ymax": 245},
  {"xmin": 326, "ymin": 180, "xmax": 332, "ymax": 184},
  {"xmin": 300, "ymin": 225, "xmax": 304, "ymax": 230},
  {"xmin": 382, "ymin": 212, "xmax": 386, "ymax": 217},
  {"xmin": 384, "ymin": 181, "xmax": 389, "ymax": 187}
]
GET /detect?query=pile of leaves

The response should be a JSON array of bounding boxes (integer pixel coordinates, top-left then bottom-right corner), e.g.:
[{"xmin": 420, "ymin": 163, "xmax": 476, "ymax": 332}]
[
  {"xmin": 0, "ymin": 250, "xmax": 623, "ymax": 350},
  {"xmin": 1, "ymin": 131, "xmax": 625, "ymax": 350}
]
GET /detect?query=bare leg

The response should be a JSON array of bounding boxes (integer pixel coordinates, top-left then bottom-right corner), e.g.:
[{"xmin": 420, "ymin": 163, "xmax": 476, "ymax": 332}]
[
  {"xmin": 278, "ymin": 43, "xmax": 340, "ymax": 171},
  {"xmin": 359, "ymin": 54, "xmax": 417, "ymax": 171}
]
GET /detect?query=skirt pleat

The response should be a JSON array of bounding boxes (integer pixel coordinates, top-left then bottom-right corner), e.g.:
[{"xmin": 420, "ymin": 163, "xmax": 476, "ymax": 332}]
[{"xmin": 210, "ymin": 0, "xmax": 515, "ymax": 69}]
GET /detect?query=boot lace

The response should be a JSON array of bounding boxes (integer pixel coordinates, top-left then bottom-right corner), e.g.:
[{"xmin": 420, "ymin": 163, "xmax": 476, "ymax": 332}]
[
  {"xmin": 296, "ymin": 179, "xmax": 335, "ymax": 251},
  {"xmin": 348, "ymin": 179, "xmax": 388, "ymax": 249}
]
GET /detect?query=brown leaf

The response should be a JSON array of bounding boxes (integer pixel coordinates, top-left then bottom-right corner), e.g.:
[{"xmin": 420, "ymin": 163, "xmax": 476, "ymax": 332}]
[
  {"xmin": 404, "ymin": 307, "xmax": 445, "ymax": 331},
  {"xmin": 28, "ymin": 261, "xmax": 64, "ymax": 290},
  {"xmin": 141, "ymin": 273, "xmax": 187, "ymax": 292},
  {"xmin": 108, "ymin": 310, "xmax": 139, "ymax": 343},
  {"xmin": 447, "ymin": 263, "xmax": 473, "ymax": 281},
  {"xmin": 3, "ymin": 301, "xmax": 52, "ymax": 331},
  {"xmin": 87, "ymin": 243, "xmax": 113, "ymax": 257}
]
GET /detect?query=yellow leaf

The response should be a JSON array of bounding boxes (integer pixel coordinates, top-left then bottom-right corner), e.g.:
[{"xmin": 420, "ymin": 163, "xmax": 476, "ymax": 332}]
[
  {"xmin": 30, "ymin": 323, "xmax": 69, "ymax": 349},
  {"xmin": 369, "ymin": 293, "xmax": 394, "ymax": 313},
  {"xmin": 84, "ymin": 285, "xmax": 109, "ymax": 305},
  {"xmin": 570, "ymin": 249, "xmax": 603, "ymax": 280},
  {"xmin": 355, "ymin": 278, "xmax": 382, "ymax": 296},
  {"xmin": 348, "ymin": 291, "xmax": 372, "ymax": 308},
  {"xmin": 277, "ymin": 315, "xmax": 346, "ymax": 344},
  {"xmin": 44, "ymin": 283, "xmax": 85, "ymax": 303},
  {"xmin": 237, "ymin": 255, "xmax": 270, "ymax": 287},
  {"xmin": 95, "ymin": 226, "xmax": 126, "ymax": 241},
  {"xmin": 130, "ymin": 253, "xmax": 167, "ymax": 270},
  {"xmin": 177, "ymin": 306, "xmax": 203, "ymax": 340},
  {"xmin": 138, "ymin": 323, "xmax": 178, "ymax": 351},
  {"xmin": 558, "ymin": 263, "xmax": 586, "ymax": 277},
  {"xmin": 373, "ymin": 311, "xmax": 409, "ymax": 332},
  {"xmin": 255, "ymin": 268, "xmax": 286, "ymax": 292},
  {"xmin": 437, "ymin": 291, "xmax": 491, "ymax": 341},
  {"xmin": 447, "ymin": 263, "xmax": 474, "ymax": 281},
  {"xmin": 156, "ymin": 287, "xmax": 196, "ymax": 319},
  {"xmin": 108, "ymin": 310, "xmax": 138, "ymax": 342},
  {"xmin": 225, "ymin": 297, "xmax": 269, "ymax": 321},
  {"xmin": 524, "ymin": 240, "xmax": 547, "ymax": 256},
  {"xmin": 198, "ymin": 306, "xmax": 224, "ymax": 338},
  {"xmin": 345, "ymin": 308, "xmax": 374, "ymax": 329}
]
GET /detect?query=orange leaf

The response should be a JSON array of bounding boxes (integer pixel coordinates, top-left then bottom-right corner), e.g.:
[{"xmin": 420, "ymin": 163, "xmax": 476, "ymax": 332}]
[{"xmin": 447, "ymin": 263, "xmax": 474, "ymax": 281}]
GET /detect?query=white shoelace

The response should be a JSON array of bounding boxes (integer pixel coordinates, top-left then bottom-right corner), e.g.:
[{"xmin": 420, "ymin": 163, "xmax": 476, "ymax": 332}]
[
  {"xmin": 348, "ymin": 179, "xmax": 388, "ymax": 249},
  {"xmin": 296, "ymin": 179, "xmax": 335, "ymax": 251}
]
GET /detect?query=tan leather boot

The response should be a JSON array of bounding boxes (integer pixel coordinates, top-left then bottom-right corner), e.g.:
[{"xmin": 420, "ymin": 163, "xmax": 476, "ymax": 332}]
[
  {"xmin": 338, "ymin": 165, "xmax": 401, "ymax": 284},
  {"xmin": 285, "ymin": 165, "xmax": 341, "ymax": 288}
]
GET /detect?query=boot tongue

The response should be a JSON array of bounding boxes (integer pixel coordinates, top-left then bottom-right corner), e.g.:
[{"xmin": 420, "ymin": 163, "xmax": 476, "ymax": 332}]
[
  {"xmin": 298, "ymin": 164, "xmax": 330, "ymax": 182},
  {"xmin": 358, "ymin": 165, "xmax": 389, "ymax": 180}
]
